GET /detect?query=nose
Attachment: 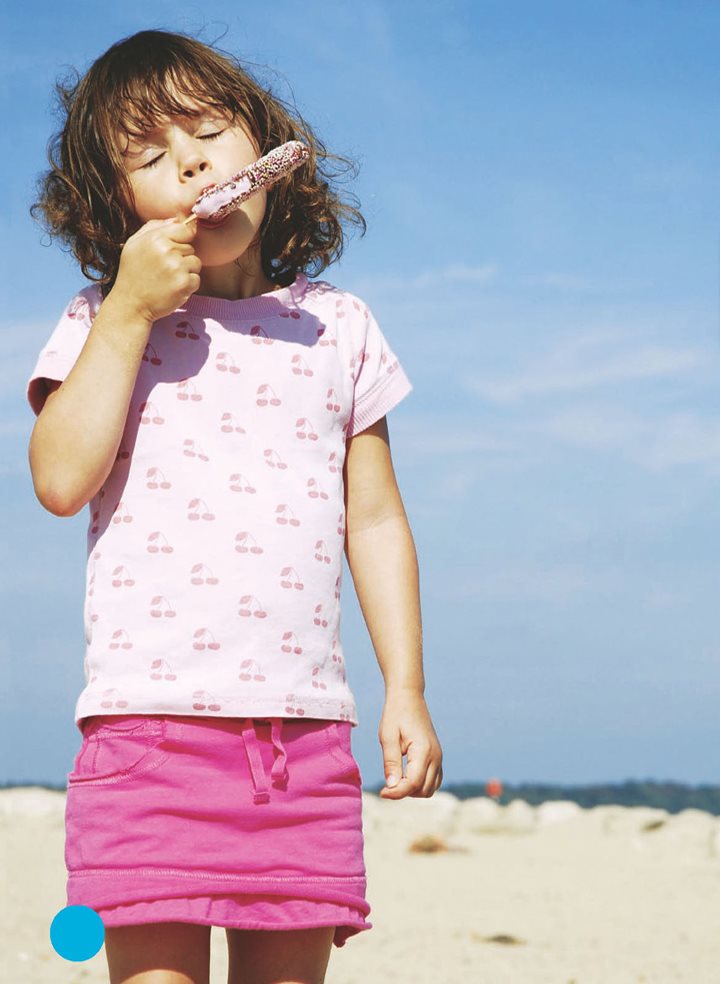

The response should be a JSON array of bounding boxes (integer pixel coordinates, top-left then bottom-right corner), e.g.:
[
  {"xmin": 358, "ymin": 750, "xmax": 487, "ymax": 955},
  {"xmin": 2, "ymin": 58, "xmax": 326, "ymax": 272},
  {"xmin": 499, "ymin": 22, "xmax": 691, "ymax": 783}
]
[
  {"xmin": 181, "ymin": 152, "xmax": 211, "ymax": 180},
  {"xmin": 176, "ymin": 132, "xmax": 212, "ymax": 181}
]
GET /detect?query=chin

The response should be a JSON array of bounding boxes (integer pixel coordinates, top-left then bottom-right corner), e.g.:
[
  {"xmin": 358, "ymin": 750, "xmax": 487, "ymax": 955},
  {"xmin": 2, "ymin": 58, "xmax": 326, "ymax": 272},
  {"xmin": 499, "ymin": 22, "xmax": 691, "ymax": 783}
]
[{"xmin": 197, "ymin": 242, "xmax": 252, "ymax": 268}]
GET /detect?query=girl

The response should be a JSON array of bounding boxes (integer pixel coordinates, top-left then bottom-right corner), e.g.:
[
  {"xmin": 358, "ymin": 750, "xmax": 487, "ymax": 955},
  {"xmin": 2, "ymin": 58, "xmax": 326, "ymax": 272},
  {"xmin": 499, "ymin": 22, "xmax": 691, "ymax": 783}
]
[{"xmin": 27, "ymin": 29, "xmax": 443, "ymax": 984}]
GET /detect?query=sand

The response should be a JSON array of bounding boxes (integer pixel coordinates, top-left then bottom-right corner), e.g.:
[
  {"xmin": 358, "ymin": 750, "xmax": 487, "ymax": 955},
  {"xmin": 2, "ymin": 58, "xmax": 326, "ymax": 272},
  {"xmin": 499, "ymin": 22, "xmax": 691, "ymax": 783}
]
[{"xmin": 3, "ymin": 787, "xmax": 720, "ymax": 983}]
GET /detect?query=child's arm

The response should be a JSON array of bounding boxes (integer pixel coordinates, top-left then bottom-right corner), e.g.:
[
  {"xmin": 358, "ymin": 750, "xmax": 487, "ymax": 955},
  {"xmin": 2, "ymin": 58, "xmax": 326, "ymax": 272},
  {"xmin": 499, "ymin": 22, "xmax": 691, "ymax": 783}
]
[
  {"xmin": 29, "ymin": 217, "xmax": 200, "ymax": 517},
  {"xmin": 343, "ymin": 416, "xmax": 443, "ymax": 799}
]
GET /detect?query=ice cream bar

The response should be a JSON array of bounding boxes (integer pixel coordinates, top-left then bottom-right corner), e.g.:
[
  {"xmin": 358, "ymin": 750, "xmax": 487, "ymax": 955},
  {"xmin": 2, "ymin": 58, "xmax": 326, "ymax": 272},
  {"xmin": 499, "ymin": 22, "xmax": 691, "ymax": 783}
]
[{"xmin": 191, "ymin": 140, "xmax": 310, "ymax": 221}]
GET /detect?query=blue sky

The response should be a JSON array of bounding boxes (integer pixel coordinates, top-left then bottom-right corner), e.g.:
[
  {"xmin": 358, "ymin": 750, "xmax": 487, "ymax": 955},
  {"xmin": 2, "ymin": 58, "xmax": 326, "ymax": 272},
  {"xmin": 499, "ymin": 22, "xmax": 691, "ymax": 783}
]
[{"xmin": 3, "ymin": 0, "xmax": 720, "ymax": 787}]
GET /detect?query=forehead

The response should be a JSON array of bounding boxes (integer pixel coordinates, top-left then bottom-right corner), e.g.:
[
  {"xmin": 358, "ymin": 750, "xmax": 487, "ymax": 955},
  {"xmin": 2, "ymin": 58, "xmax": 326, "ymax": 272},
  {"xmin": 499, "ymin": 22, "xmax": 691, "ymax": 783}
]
[{"xmin": 119, "ymin": 94, "xmax": 226, "ymax": 137}]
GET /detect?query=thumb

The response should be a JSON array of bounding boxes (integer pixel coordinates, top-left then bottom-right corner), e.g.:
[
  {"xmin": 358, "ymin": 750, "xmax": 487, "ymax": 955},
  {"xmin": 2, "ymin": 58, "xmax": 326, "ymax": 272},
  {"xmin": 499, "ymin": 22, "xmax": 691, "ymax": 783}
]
[{"xmin": 383, "ymin": 750, "xmax": 403, "ymax": 788}]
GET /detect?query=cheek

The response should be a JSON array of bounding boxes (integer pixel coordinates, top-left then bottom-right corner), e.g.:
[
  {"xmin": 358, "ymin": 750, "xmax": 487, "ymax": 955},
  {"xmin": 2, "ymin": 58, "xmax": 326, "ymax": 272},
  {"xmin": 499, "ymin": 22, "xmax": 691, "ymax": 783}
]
[{"xmin": 245, "ymin": 188, "xmax": 268, "ymax": 226}]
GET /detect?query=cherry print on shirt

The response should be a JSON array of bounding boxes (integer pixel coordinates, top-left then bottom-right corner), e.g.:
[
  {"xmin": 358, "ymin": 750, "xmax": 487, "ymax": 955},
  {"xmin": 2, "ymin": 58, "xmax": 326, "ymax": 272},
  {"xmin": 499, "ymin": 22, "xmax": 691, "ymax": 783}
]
[
  {"xmin": 221, "ymin": 412, "xmax": 246, "ymax": 434},
  {"xmin": 314, "ymin": 540, "xmax": 332, "ymax": 564},
  {"xmin": 100, "ymin": 689, "xmax": 129, "ymax": 710},
  {"xmin": 291, "ymin": 354, "xmax": 313, "ymax": 377},
  {"xmin": 336, "ymin": 702, "xmax": 354, "ymax": 723},
  {"xmin": 216, "ymin": 351, "xmax": 242, "ymax": 372},
  {"xmin": 175, "ymin": 320, "xmax": 200, "ymax": 340},
  {"xmin": 281, "ymin": 631, "xmax": 303, "ymax": 655},
  {"xmin": 109, "ymin": 629, "xmax": 132, "ymax": 650},
  {"xmin": 313, "ymin": 604, "xmax": 328, "ymax": 628},
  {"xmin": 67, "ymin": 296, "xmax": 89, "ymax": 321},
  {"xmin": 235, "ymin": 531, "xmax": 264, "ymax": 554},
  {"xmin": 111, "ymin": 565, "xmax": 134, "ymax": 587},
  {"xmin": 112, "ymin": 501, "xmax": 132, "ymax": 524},
  {"xmin": 278, "ymin": 311, "xmax": 301, "ymax": 321},
  {"xmin": 238, "ymin": 595, "xmax": 268, "ymax": 617},
  {"xmin": 334, "ymin": 575, "xmax": 341, "ymax": 600},
  {"xmin": 317, "ymin": 325, "xmax": 337, "ymax": 348},
  {"xmin": 311, "ymin": 664, "xmax": 327, "ymax": 691},
  {"xmin": 326, "ymin": 388, "xmax": 341, "ymax": 412},
  {"xmin": 183, "ymin": 439, "xmax": 210, "ymax": 461},
  {"xmin": 280, "ymin": 567, "xmax": 304, "ymax": 590},
  {"xmin": 190, "ymin": 563, "xmax": 219, "ymax": 585},
  {"xmin": 335, "ymin": 298, "xmax": 345, "ymax": 320},
  {"xmin": 150, "ymin": 658, "xmax": 177, "ymax": 680},
  {"xmin": 284, "ymin": 694, "xmax": 306, "ymax": 716},
  {"xmin": 142, "ymin": 342, "xmax": 162, "ymax": 366},
  {"xmin": 118, "ymin": 440, "xmax": 130, "ymax": 461},
  {"xmin": 147, "ymin": 531, "xmax": 174, "ymax": 553},
  {"xmin": 264, "ymin": 450, "xmax": 288, "ymax": 470},
  {"xmin": 257, "ymin": 383, "xmax": 281, "ymax": 406},
  {"xmin": 276, "ymin": 504, "xmax": 300, "ymax": 527},
  {"xmin": 349, "ymin": 348, "xmax": 370, "ymax": 381},
  {"xmin": 139, "ymin": 400, "xmax": 164, "ymax": 425},
  {"xmin": 193, "ymin": 628, "xmax": 220, "ymax": 651},
  {"xmin": 178, "ymin": 379, "xmax": 202, "ymax": 401},
  {"xmin": 337, "ymin": 511, "xmax": 345, "ymax": 536},
  {"xmin": 239, "ymin": 658, "xmax": 266, "ymax": 682},
  {"xmin": 188, "ymin": 498, "xmax": 216, "ymax": 521},
  {"xmin": 307, "ymin": 478, "xmax": 329, "ymax": 500},
  {"xmin": 296, "ymin": 418, "xmax": 318, "ymax": 440},
  {"xmin": 147, "ymin": 467, "xmax": 171, "ymax": 490},
  {"xmin": 192, "ymin": 690, "xmax": 222, "ymax": 712},
  {"xmin": 327, "ymin": 451, "xmax": 341, "ymax": 474},
  {"xmin": 250, "ymin": 324, "xmax": 274, "ymax": 343},
  {"xmin": 150, "ymin": 596, "xmax": 176, "ymax": 617},
  {"xmin": 230, "ymin": 473, "xmax": 256, "ymax": 493}
]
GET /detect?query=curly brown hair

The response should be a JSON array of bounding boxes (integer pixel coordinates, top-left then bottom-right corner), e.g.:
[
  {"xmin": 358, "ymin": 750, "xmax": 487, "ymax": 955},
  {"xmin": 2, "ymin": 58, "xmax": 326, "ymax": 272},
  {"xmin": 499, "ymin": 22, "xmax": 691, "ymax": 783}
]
[{"xmin": 30, "ymin": 29, "xmax": 367, "ymax": 294}]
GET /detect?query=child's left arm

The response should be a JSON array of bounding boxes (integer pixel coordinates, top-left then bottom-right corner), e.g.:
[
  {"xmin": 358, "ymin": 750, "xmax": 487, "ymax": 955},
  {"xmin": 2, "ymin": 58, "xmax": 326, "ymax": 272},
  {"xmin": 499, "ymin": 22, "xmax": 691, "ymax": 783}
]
[{"xmin": 343, "ymin": 415, "xmax": 443, "ymax": 800}]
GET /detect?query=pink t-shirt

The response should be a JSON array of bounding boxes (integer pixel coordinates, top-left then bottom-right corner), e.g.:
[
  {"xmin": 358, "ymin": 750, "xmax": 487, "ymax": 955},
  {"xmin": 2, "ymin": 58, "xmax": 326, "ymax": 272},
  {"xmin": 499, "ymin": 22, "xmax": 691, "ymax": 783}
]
[{"xmin": 27, "ymin": 273, "xmax": 413, "ymax": 732}]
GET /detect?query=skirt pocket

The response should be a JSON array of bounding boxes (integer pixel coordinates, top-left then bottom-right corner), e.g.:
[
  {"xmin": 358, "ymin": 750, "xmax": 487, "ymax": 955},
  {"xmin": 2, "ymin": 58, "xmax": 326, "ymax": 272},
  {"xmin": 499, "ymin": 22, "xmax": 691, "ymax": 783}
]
[
  {"xmin": 67, "ymin": 716, "xmax": 169, "ymax": 787},
  {"xmin": 325, "ymin": 721, "xmax": 361, "ymax": 781}
]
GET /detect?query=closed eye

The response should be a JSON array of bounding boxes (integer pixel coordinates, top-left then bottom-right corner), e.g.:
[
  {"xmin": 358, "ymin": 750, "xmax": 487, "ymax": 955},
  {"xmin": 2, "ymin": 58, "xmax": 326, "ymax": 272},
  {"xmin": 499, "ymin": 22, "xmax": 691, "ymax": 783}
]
[
  {"xmin": 140, "ymin": 131, "xmax": 226, "ymax": 170},
  {"xmin": 142, "ymin": 154, "xmax": 164, "ymax": 170}
]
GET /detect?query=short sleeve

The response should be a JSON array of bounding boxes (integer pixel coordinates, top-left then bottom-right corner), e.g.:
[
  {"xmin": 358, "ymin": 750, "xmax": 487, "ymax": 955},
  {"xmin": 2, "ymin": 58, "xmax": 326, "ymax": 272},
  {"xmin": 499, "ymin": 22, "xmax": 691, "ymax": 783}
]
[
  {"xmin": 26, "ymin": 285, "xmax": 102, "ymax": 416},
  {"xmin": 346, "ymin": 303, "xmax": 413, "ymax": 438}
]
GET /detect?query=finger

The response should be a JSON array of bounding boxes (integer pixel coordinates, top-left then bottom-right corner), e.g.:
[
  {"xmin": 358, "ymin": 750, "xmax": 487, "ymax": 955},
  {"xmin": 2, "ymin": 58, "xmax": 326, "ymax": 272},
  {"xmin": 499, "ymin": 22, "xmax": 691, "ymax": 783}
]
[
  {"xmin": 166, "ymin": 215, "xmax": 198, "ymax": 243},
  {"xmin": 382, "ymin": 748, "xmax": 404, "ymax": 792}
]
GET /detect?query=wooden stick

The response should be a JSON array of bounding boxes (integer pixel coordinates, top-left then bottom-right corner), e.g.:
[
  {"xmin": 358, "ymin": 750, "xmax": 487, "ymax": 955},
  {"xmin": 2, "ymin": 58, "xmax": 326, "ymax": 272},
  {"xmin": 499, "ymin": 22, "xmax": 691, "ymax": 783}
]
[{"xmin": 183, "ymin": 213, "xmax": 198, "ymax": 226}]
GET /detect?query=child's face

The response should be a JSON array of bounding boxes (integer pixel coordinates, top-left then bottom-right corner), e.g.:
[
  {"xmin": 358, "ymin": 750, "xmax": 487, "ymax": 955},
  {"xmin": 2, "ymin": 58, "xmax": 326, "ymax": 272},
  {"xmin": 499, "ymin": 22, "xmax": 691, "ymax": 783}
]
[{"xmin": 119, "ymin": 95, "xmax": 268, "ymax": 271}]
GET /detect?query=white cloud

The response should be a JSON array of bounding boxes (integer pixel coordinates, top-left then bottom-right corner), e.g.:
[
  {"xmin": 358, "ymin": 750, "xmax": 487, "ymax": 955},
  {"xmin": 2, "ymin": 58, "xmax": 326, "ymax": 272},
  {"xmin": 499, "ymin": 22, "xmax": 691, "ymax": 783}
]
[
  {"xmin": 452, "ymin": 562, "xmax": 596, "ymax": 606},
  {"xmin": 519, "ymin": 273, "xmax": 615, "ymax": 290},
  {"xmin": 471, "ymin": 331, "xmax": 708, "ymax": 405},
  {"xmin": 531, "ymin": 405, "xmax": 720, "ymax": 473},
  {"xmin": 354, "ymin": 263, "xmax": 499, "ymax": 294}
]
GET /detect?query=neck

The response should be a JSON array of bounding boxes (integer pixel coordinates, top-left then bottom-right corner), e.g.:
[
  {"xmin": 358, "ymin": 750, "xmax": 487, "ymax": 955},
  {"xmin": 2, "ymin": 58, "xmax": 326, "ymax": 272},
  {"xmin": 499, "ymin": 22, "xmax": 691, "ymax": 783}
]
[{"xmin": 198, "ymin": 257, "xmax": 279, "ymax": 301}]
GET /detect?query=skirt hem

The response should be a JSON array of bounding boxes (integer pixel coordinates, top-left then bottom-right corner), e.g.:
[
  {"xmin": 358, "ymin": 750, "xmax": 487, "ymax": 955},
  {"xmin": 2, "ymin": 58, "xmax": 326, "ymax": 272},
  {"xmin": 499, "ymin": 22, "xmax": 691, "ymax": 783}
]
[{"xmin": 92, "ymin": 894, "xmax": 373, "ymax": 948}]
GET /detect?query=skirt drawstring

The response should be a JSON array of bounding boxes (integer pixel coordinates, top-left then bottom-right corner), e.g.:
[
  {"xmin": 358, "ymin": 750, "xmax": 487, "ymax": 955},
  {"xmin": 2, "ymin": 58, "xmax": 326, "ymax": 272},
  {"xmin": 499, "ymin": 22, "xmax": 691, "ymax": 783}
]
[{"xmin": 240, "ymin": 719, "xmax": 289, "ymax": 804}]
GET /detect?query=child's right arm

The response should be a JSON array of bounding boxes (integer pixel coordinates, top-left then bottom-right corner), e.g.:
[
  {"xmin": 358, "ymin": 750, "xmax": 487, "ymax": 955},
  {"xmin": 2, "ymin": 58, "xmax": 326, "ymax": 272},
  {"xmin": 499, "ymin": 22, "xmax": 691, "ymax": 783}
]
[{"xmin": 29, "ymin": 216, "xmax": 200, "ymax": 517}]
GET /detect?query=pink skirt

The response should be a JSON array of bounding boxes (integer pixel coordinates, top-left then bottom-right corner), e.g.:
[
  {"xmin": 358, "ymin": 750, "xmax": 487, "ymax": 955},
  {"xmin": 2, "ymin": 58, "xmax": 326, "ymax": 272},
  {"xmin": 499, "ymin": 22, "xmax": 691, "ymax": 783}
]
[{"xmin": 64, "ymin": 714, "xmax": 372, "ymax": 947}]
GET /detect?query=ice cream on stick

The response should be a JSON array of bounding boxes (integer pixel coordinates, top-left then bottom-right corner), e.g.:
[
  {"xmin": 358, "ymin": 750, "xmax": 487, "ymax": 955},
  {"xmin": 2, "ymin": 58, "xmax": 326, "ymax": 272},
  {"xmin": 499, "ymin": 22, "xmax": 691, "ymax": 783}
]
[{"xmin": 186, "ymin": 140, "xmax": 310, "ymax": 224}]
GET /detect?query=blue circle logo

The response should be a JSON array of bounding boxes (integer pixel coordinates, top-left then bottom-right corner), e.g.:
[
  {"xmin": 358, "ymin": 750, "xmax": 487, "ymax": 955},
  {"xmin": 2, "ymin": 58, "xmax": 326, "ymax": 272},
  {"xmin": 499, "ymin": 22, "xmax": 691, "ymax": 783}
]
[{"xmin": 50, "ymin": 905, "xmax": 105, "ymax": 961}]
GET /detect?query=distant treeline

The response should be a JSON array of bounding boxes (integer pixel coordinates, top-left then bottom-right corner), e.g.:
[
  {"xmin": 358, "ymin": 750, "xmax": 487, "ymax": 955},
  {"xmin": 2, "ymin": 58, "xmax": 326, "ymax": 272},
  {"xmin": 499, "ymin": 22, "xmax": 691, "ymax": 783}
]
[
  {"xmin": 3, "ymin": 780, "xmax": 720, "ymax": 815},
  {"xmin": 426, "ymin": 780, "xmax": 720, "ymax": 815}
]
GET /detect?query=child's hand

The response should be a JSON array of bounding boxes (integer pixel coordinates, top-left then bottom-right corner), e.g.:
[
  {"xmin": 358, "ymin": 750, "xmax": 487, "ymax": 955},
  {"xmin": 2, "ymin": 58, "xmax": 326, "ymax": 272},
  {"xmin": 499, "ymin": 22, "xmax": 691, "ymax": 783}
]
[
  {"xmin": 377, "ymin": 690, "xmax": 443, "ymax": 800},
  {"xmin": 111, "ymin": 215, "xmax": 201, "ymax": 324}
]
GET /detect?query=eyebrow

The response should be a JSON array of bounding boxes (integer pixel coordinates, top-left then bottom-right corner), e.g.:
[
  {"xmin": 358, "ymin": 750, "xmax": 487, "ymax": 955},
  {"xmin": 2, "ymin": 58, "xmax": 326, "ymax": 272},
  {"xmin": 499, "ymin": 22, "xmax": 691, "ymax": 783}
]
[{"xmin": 120, "ymin": 110, "xmax": 230, "ymax": 157}]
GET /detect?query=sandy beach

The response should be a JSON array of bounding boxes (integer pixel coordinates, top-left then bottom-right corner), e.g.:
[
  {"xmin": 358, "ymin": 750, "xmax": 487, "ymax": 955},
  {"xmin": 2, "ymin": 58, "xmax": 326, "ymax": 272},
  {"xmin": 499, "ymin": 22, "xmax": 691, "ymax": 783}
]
[{"xmin": 3, "ymin": 787, "xmax": 720, "ymax": 983}]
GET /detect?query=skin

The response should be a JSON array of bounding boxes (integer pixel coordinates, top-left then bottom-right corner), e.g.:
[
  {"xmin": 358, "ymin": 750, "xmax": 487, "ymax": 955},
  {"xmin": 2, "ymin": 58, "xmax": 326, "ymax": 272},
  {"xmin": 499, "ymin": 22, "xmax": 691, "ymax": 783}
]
[{"xmin": 116, "ymin": 94, "xmax": 278, "ymax": 314}]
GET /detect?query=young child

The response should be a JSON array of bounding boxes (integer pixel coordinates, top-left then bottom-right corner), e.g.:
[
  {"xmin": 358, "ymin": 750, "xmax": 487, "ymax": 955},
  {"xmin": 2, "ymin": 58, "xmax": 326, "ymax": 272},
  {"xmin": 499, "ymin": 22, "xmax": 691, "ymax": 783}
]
[{"xmin": 27, "ymin": 29, "xmax": 443, "ymax": 984}]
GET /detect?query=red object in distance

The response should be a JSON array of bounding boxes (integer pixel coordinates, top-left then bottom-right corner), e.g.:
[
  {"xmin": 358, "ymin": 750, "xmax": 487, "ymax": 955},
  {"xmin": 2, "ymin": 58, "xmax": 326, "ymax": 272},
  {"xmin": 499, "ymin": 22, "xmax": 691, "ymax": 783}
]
[{"xmin": 485, "ymin": 778, "xmax": 503, "ymax": 799}]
